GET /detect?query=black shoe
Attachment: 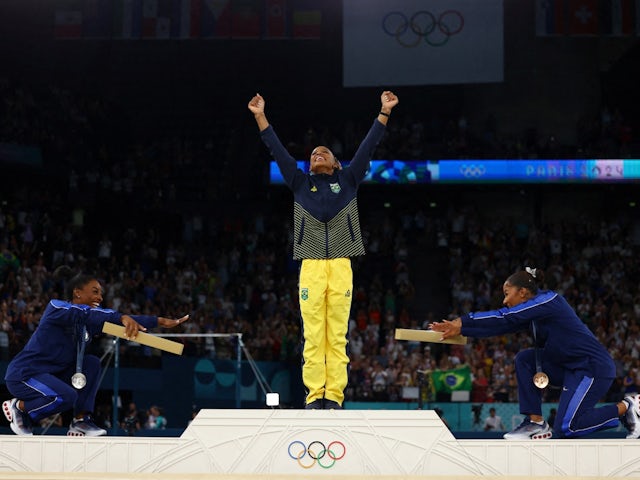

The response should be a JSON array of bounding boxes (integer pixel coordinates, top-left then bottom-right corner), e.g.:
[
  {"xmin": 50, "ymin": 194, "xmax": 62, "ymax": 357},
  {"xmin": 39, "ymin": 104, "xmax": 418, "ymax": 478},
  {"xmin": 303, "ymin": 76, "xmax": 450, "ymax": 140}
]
[
  {"xmin": 304, "ymin": 399, "xmax": 324, "ymax": 410},
  {"xmin": 323, "ymin": 399, "xmax": 343, "ymax": 410}
]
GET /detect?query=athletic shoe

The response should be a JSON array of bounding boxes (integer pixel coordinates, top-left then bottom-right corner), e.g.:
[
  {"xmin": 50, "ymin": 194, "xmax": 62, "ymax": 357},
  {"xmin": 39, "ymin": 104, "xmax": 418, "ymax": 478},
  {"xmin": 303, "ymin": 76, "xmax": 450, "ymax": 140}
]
[
  {"xmin": 67, "ymin": 415, "xmax": 107, "ymax": 436},
  {"xmin": 323, "ymin": 399, "xmax": 343, "ymax": 410},
  {"xmin": 2, "ymin": 398, "xmax": 33, "ymax": 436},
  {"xmin": 624, "ymin": 394, "xmax": 640, "ymax": 439},
  {"xmin": 304, "ymin": 399, "xmax": 323, "ymax": 410},
  {"xmin": 503, "ymin": 418, "xmax": 552, "ymax": 440}
]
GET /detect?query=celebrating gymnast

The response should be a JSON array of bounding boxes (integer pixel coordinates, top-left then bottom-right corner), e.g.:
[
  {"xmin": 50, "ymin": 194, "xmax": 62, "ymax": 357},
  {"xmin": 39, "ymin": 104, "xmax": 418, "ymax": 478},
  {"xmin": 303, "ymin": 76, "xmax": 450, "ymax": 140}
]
[{"xmin": 3, "ymin": 266, "xmax": 188, "ymax": 436}]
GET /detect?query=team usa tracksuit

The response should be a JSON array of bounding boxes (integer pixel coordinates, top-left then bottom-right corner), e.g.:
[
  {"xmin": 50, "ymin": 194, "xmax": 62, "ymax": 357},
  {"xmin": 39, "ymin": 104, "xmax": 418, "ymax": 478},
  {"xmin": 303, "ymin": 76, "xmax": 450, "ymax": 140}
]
[
  {"xmin": 461, "ymin": 290, "xmax": 620, "ymax": 438},
  {"xmin": 4, "ymin": 299, "xmax": 157, "ymax": 424}
]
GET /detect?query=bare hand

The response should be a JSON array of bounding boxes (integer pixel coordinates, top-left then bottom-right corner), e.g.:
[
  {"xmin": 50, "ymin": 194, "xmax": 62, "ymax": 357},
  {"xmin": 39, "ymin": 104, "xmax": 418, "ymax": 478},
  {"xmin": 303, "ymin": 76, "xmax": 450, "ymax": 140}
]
[
  {"xmin": 158, "ymin": 314, "xmax": 190, "ymax": 328},
  {"xmin": 381, "ymin": 90, "xmax": 399, "ymax": 111},
  {"xmin": 428, "ymin": 317, "xmax": 462, "ymax": 339},
  {"xmin": 121, "ymin": 315, "xmax": 146, "ymax": 339},
  {"xmin": 248, "ymin": 93, "xmax": 265, "ymax": 115}
]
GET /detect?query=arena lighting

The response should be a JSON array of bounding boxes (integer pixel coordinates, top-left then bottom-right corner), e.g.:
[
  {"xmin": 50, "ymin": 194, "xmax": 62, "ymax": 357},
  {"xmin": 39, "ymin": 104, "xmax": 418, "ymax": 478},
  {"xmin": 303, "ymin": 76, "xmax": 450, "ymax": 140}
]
[{"xmin": 269, "ymin": 159, "xmax": 640, "ymax": 184}]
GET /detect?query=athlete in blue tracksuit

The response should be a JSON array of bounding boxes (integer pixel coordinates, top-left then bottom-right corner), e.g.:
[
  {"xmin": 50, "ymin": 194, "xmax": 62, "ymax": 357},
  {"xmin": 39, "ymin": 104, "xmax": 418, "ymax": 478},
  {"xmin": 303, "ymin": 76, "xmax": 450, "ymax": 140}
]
[
  {"xmin": 3, "ymin": 267, "xmax": 188, "ymax": 436},
  {"xmin": 248, "ymin": 91, "xmax": 399, "ymax": 409},
  {"xmin": 430, "ymin": 268, "xmax": 639, "ymax": 439}
]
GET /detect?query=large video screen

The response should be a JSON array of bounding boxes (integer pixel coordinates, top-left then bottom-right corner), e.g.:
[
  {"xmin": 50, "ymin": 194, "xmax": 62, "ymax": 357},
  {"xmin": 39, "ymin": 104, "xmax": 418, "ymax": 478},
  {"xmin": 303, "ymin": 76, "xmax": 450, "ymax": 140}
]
[{"xmin": 269, "ymin": 159, "xmax": 640, "ymax": 184}]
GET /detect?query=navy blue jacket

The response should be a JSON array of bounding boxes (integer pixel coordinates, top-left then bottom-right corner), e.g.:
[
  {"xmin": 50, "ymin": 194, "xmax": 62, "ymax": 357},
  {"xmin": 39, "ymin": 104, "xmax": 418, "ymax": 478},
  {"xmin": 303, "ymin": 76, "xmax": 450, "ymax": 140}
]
[
  {"xmin": 261, "ymin": 119, "xmax": 386, "ymax": 260},
  {"xmin": 461, "ymin": 291, "xmax": 615, "ymax": 378},
  {"xmin": 5, "ymin": 299, "xmax": 157, "ymax": 381}
]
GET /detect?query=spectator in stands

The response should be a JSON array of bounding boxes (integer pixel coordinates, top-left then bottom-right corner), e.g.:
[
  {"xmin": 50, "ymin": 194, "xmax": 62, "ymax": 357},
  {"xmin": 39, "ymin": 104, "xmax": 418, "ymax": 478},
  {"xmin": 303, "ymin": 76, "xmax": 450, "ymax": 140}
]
[
  {"xmin": 248, "ymin": 90, "xmax": 399, "ymax": 410},
  {"xmin": 121, "ymin": 402, "xmax": 143, "ymax": 436},
  {"xmin": 2, "ymin": 266, "xmax": 188, "ymax": 436},
  {"xmin": 430, "ymin": 267, "xmax": 640, "ymax": 440},
  {"xmin": 483, "ymin": 407, "xmax": 505, "ymax": 431},
  {"xmin": 145, "ymin": 405, "xmax": 167, "ymax": 429}
]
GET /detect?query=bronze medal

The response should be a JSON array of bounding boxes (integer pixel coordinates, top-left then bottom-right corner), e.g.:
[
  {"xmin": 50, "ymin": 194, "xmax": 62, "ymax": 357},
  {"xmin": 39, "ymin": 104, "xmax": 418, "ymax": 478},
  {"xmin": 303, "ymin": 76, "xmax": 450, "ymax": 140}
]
[{"xmin": 533, "ymin": 371, "xmax": 549, "ymax": 389}]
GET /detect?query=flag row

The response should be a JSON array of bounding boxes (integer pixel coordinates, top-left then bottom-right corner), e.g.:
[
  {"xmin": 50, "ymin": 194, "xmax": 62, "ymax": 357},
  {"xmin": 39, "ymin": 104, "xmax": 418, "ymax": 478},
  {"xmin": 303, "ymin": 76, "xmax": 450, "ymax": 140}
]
[
  {"xmin": 536, "ymin": 0, "xmax": 640, "ymax": 36},
  {"xmin": 54, "ymin": 0, "xmax": 322, "ymax": 40}
]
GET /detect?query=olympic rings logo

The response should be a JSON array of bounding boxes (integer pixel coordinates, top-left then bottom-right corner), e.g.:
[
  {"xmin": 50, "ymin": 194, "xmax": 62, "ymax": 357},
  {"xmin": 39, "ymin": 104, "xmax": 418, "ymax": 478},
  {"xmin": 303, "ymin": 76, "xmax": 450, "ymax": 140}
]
[
  {"xmin": 287, "ymin": 440, "xmax": 346, "ymax": 469},
  {"xmin": 459, "ymin": 164, "xmax": 486, "ymax": 177},
  {"xmin": 382, "ymin": 11, "xmax": 464, "ymax": 47}
]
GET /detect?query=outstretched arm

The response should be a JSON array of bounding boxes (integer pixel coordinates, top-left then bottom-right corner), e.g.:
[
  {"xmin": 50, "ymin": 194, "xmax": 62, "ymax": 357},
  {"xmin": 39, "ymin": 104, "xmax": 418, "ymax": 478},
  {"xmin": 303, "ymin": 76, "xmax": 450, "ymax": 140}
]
[
  {"xmin": 248, "ymin": 93, "xmax": 270, "ymax": 132},
  {"xmin": 121, "ymin": 314, "xmax": 189, "ymax": 339},
  {"xmin": 377, "ymin": 90, "xmax": 399, "ymax": 126},
  {"xmin": 429, "ymin": 317, "xmax": 462, "ymax": 340}
]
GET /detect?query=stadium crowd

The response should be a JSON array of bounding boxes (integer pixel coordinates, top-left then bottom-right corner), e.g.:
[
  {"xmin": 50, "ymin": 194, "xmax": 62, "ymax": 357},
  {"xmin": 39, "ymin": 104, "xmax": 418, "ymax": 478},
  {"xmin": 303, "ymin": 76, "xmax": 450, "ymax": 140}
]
[{"xmin": 1, "ymin": 77, "xmax": 640, "ymax": 411}]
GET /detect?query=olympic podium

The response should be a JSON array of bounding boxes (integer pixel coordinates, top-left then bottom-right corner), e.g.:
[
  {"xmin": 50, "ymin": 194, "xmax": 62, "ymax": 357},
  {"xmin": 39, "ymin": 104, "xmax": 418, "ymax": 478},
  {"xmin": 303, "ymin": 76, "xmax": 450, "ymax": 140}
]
[{"xmin": 1, "ymin": 409, "xmax": 640, "ymax": 479}]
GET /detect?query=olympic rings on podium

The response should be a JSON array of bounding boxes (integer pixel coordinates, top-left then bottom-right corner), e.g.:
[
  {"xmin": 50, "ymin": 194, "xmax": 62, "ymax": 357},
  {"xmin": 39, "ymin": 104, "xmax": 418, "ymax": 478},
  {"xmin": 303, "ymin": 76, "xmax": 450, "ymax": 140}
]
[{"xmin": 288, "ymin": 440, "xmax": 347, "ymax": 469}]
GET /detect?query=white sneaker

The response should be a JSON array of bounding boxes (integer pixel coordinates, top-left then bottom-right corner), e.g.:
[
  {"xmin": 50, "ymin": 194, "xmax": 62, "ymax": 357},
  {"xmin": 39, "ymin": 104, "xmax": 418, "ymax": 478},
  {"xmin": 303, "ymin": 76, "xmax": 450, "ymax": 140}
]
[
  {"xmin": 67, "ymin": 415, "xmax": 107, "ymax": 436},
  {"xmin": 504, "ymin": 418, "xmax": 552, "ymax": 440},
  {"xmin": 2, "ymin": 398, "xmax": 33, "ymax": 436},
  {"xmin": 624, "ymin": 394, "xmax": 640, "ymax": 439}
]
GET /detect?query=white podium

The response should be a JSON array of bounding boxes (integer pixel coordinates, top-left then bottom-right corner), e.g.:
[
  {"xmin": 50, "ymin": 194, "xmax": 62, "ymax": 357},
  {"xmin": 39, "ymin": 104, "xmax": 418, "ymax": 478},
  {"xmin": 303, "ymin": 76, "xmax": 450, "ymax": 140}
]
[{"xmin": 1, "ymin": 409, "xmax": 640, "ymax": 478}]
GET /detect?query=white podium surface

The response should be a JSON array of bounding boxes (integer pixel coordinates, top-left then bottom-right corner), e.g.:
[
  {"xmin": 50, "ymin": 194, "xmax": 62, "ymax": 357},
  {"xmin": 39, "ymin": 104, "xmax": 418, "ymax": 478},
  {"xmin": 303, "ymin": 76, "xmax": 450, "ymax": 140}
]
[{"xmin": 1, "ymin": 409, "xmax": 640, "ymax": 479}]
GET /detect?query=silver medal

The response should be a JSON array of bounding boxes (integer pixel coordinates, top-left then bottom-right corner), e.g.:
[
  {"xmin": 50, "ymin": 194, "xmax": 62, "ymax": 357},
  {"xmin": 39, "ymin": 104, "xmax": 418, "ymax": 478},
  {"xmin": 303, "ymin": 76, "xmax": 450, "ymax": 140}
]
[{"xmin": 71, "ymin": 372, "xmax": 87, "ymax": 389}]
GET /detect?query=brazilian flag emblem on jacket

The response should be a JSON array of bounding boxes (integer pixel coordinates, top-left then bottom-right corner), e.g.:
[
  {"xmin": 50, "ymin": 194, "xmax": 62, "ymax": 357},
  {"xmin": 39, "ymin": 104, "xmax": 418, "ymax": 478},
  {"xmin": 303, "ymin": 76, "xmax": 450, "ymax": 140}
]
[{"xmin": 431, "ymin": 365, "xmax": 472, "ymax": 393}]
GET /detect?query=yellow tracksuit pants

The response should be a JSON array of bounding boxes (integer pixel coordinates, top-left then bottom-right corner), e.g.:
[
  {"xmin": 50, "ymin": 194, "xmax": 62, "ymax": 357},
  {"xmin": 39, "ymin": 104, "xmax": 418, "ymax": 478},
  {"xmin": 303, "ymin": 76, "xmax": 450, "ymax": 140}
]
[{"xmin": 299, "ymin": 258, "xmax": 352, "ymax": 406}]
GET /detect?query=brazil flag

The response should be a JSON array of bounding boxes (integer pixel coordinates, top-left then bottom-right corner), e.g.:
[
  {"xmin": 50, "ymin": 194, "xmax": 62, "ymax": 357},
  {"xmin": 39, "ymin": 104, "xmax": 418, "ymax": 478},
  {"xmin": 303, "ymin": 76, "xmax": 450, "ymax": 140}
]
[{"xmin": 431, "ymin": 365, "xmax": 472, "ymax": 393}]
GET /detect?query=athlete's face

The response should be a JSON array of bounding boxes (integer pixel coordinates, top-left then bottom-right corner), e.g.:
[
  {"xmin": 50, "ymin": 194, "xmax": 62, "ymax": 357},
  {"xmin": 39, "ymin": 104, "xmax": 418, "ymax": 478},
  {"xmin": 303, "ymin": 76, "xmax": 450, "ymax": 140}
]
[
  {"xmin": 73, "ymin": 280, "xmax": 103, "ymax": 308},
  {"xmin": 502, "ymin": 281, "xmax": 528, "ymax": 308},
  {"xmin": 309, "ymin": 146, "xmax": 338, "ymax": 174}
]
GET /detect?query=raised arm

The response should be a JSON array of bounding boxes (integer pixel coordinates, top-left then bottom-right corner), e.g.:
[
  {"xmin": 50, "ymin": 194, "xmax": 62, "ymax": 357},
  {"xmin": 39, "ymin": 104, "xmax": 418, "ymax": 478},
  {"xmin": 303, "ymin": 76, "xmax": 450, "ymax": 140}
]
[
  {"xmin": 377, "ymin": 90, "xmax": 399, "ymax": 125},
  {"xmin": 248, "ymin": 93, "xmax": 270, "ymax": 132}
]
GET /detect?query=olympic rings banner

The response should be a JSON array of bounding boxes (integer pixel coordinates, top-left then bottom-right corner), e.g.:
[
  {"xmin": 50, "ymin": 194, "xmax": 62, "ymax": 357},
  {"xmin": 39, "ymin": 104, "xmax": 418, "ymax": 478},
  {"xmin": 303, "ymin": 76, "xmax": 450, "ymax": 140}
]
[
  {"xmin": 269, "ymin": 159, "xmax": 640, "ymax": 184},
  {"xmin": 343, "ymin": 0, "xmax": 503, "ymax": 86}
]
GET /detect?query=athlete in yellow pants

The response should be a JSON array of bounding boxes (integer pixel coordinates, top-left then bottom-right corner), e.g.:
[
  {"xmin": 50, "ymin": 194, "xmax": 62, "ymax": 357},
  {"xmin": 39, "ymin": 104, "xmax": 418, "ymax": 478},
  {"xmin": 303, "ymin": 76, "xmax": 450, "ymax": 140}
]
[
  {"xmin": 249, "ymin": 90, "xmax": 399, "ymax": 409},
  {"xmin": 299, "ymin": 258, "xmax": 352, "ymax": 407}
]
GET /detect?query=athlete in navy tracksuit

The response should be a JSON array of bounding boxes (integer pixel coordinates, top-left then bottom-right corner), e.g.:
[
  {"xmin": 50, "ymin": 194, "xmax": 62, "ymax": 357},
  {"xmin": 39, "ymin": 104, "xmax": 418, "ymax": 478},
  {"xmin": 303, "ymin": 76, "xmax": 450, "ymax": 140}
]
[
  {"xmin": 248, "ymin": 91, "xmax": 399, "ymax": 409},
  {"xmin": 3, "ymin": 267, "xmax": 188, "ymax": 436},
  {"xmin": 430, "ymin": 268, "xmax": 640, "ymax": 439}
]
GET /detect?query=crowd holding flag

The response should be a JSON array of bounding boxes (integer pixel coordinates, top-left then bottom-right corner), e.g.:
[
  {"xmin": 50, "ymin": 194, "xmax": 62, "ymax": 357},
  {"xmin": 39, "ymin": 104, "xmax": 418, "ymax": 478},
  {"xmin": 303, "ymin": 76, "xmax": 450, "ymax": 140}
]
[{"xmin": 431, "ymin": 365, "xmax": 472, "ymax": 394}]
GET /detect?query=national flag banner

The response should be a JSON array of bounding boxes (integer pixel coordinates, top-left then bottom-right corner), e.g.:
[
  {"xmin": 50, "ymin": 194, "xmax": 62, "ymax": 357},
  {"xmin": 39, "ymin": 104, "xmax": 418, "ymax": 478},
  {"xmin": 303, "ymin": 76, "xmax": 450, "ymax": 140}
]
[
  {"xmin": 142, "ymin": 0, "xmax": 159, "ymax": 37},
  {"xmin": 601, "ymin": 0, "xmax": 638, "ymax": 35},
  {"xmin": 536, "ymin": 0, "xmax": 566, "ymax": 35},
  {"xmin": 83, "ymin": 0, "xmax": 113, "ymax": 38},
  {"xmin": 343, "ymin": 0, "xmax": 503, "ymax": 87},
  {"xmin": 156, "ymin": 16, "xmax": 172, "ymax": 37},
  {"xmin": 567, "ymin": 0, "xmax": 598, "ymax": 35},
  {"xmin": 292, "ymin": 0, "xmax": 321, "ymax": 39},
  {"xmin": 113, "ymin": 0, "xmax": 143, "ymax": 38},
  {"xmin": 431, "ymin": 365, "xmax": 472, "ymax": 394},
  {"xmin": 171, "ymin": 0, "xmax": 202, "ymax": 38},
  {"xmin": 231, "ymin": 0, "xmax": 261, "ymax": 39},
  {"xmin": 141, "ymin": 0, "xmax": 172, "ymax": 38},
  {"xmin": 54, "ymin": 10, "xmax": 83, "ymax": 38},
  {"xmin": 264, "ymin": 0, "xmax": 287, "ymax": 39},
  {"xmin": 201, "ymin": 0, "xmax": 232, "ymax": 38}
]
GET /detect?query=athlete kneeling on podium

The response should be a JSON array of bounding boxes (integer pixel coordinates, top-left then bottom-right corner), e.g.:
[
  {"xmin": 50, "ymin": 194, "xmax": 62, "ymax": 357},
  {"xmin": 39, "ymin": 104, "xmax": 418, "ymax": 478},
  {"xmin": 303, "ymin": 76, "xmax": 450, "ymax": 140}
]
[
  {"xmin": 430, "ymin": 267, "xmax": 640, "ymax": 440},
  {"xmin": 2, "ymin": 266, "xmax": 188, "ymax": 436}
]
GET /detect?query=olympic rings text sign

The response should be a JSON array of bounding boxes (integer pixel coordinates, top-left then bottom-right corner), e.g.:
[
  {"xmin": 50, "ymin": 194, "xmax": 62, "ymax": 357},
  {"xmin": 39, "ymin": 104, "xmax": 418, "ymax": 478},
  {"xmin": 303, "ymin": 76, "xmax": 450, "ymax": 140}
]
[{"xmin": 343, "ymin": 0, "xmax": 504, "ymax": 86}]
